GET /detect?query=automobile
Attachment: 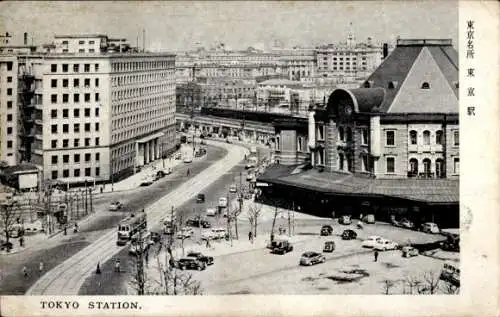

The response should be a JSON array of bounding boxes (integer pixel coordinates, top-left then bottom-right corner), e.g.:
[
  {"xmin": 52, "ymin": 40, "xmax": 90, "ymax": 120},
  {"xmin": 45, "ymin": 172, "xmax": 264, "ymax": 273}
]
[
  {"xmin": 200, "ymin": 139, "xmax": 206, "ymax": 145},
  {"xmin": 400, "ymin": 218, "xmax": 415, "ymax": 229},
  {"xmin": 401, "ymin": 246, "xmax": 419, "ymax": 257},
  {"xmin": 175, "ymin": 257, "xmax": 206, "ymax": 271},
  {"xmin": 150, "ymin": 231, "xmax": 162, "ymax": 243},
  {"xmin": 155, "ymin": 170, "xmax": 167, "ymax": 180},
  {"xmin": 341, "ymin": 229, "xmax": 358, "ymax": 240},
  {"xmin": 338, "ymin": 215, "xmax": 352, "ymax": 225},
  {"xmin": 129, "ymin": 239, "xmax": 150, "ymax": 255},
  {"xmin": 271, "ymin": 239, "xmax": 294, "ymax": 255},
  {"xmin": 323, "ymin": 241, "xmax": 336, "ymax": 253},
  {"xmin": 299, "ymin": 252, "xmax": 326, "ymax": 266},
  {"xmin": 362, "ymin": 214, "xmax": 375, "ymax": 224},
  {"xmin": 439, "ymin": 260, "xmax": 460, "ymax": 287},
  {"xmin": 245, "ymin": 162, "xmax": 256, "ymax": 169},
  {"xmin": 229, "ymin": 184, "xmax": 237, "ymax": 193},
  {"xmin": 0, "ymin": 241, "xmax": 13, "ymax": 251},
  {"xmin": 163, "ymin": 167, "xmax": 173, "ymax": 175},
  {"xmin": 422, "ymin": 222, "xmax": 440, "ymax": 234},
  {"xmin": 226, "ymin": 139, "xmax": 232, "ymax": 144},
  {"xmin": 362, "ymin": 235, "xmax": 383, "ymax": 248},
  {"xmin": 373, "ymin": 238, "xmax": 399, "ymax": 251},
  {"xmin": 218, "ymin": 197, "xmax": 228, "ymax": 208},
  {"xmin": 196, "ymin": 193, "xmax": 205, "ymax": 203},
  {"xmin": 246, "ymin": 172, "xmax": 255, "ymax": 181},
  {"xmin": 205, "ymin": 207, "xmax": 217, "ymax": 217},
  {"xmin": 176, "ymin": 227, "xmax": 194, "ymax": 239},
  {"xmin": 140, "ymin": 176, "xmax": 155, "ymax": 186},
  {"xmin": 24, "ymin": 220, "xmax": 44, "ymax": 234},
  {"xmin": 109, "ymin": 201, "xmax": 123, "ymax": 211},
  {"xmin": 202, "ymin": 228, "xmax": 227, "ymax": 240},
  {"xmin": 186, "ymin": 251, "xmax": 214, "ymax": 265},
  {"xmin": 183, "ymin": 156, "xmax": 193, "ymax": 163},
  {"xmin": 320, "ymin": 225, "xmax": 333, "ymax": 236},
  {"xmin": 186, "ymin": 217, "xmax": 211, "ymax": 228},
  {"xmin": 174, "ymin": 153, "xmax": 182, "ymax": 160}
]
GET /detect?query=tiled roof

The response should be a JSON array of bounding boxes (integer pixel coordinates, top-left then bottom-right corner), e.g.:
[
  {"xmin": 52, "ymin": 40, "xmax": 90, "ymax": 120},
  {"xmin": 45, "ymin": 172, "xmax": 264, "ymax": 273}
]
[
  {"xmin": 427, "ymin": 46, "xmax": 459, "ymax": 98},
  {"xmin": 258, "ymin": 167, "xmax": 458, "ymax": 204}
]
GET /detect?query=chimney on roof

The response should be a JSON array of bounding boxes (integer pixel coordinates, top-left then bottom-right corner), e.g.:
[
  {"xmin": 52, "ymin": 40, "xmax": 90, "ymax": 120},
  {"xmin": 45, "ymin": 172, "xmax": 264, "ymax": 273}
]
[
  {"xmin": 383, "ymin": 43, "xmax": 389, "ymax": 59},
  {"xmin": 24, "ymin": 32, "xmax": 28, "ymax": 45}
]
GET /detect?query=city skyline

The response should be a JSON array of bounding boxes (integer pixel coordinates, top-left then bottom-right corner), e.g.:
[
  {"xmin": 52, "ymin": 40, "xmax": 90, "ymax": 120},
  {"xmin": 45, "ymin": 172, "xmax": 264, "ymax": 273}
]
[{"xmin": 1, "ymin": 1, "xmax": 458, "ymax": 51}]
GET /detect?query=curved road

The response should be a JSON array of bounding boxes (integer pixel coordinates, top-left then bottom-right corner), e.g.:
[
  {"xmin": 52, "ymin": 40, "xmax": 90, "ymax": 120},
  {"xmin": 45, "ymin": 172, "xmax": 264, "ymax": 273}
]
[{"xmin": 26, "ymin": 140, "xmax": 247, "ymax": 295}]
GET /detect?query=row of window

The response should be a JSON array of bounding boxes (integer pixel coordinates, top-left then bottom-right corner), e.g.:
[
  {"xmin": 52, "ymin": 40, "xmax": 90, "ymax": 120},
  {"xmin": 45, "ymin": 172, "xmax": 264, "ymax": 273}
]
[
  {"xmin": 50, "ymin": 92, "xmax": 100, "ymax": 104},
  {"xmin": 111, "ymin": 71, "xmax": 174, "ymax": 87},
  {"xmin": 111, "ymin": 85, "xmax": 172, "ymax": 101},
  {"xmin": 61, "ymin": 40, "xmax": 97, "ymax": 45},
  {"xmin": 51, "ymin": 152, "xmax": 100, "ymax": 164},
  {"xmin": 50, "ymin": 123, "xmax": 100, "ymax": 135},
  {"xmin": 51, "ymin": 63, "xmax": 98, "ymax": 73},
  {"xmin": 112, "ymin": 97, "xmax": 174, "ymax": 116},
  {"xmin": 1, "ymin": 76, "xmax": 13, "ymax": 82},
  {"xmin": 111, "ymin": 60, "xmax": 175, "ymax": 73},
  {"xmin": 51, "ymin": 167, "xmax": 100, "ymax": 179},
  {"xmin": 51, "ymin": 107, "xmax": 99, "ymax": 119},
  {"xmin": 112, "ymin": 109, "xmax": 165, "ymax": 129},
  {"xmin": 111, "ymin": 120, "xmax": 168, "ymax": 143},
  {"xmin": 51, "ymin": 78, "xmax": 99, "ymax": 89},
  {"xmin": 50, "ymin": 137, "xmax": 99, "ymax": 149}
]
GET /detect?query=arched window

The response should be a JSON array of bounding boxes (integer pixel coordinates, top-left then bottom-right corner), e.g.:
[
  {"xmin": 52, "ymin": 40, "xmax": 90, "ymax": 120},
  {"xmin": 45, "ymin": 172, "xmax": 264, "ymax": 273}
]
[
  {"xmin": 423, "ymin": 158, "xmax": 431, "ymax": 175},
  {"xmin": 338, "ymin": 153, "xmax": 344, "ymax": 170},
  {"xmin": 421, "ymin": 82, "xmax": 430, "ymax": 89},
  {"xmin": 409, "ymin": 130, "xmax": 417, "ymax": 145},
  {"xmin": 409, "ymin": 158, "xmax": 418, "ymax": 176},
  {"xmin": 347, "ymin": 155, "xmax": 353, "ymax": 172},
  {"xmin": 435, "ymin": 158, "xmax": 444, "ymax": 178},
  {"xmin": 338, "ymin": 126, "xmax": 345, "ymax": 141},
  {"xmin": 423, "ymin": 130, "xmax": 430, "ymax": 145},
  {"xmin": 346, "ymin": 127, "xmax": 353, "ymax": 142},
  {"xmin": 435, "ymin": 130, "xmax": 443, "ymax": 145}
]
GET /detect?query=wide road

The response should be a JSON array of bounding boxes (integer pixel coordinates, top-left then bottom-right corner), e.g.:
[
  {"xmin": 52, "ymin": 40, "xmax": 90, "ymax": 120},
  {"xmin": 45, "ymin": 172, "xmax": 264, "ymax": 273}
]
[{"xmin": 26, "ymin": 140, "xmax": 247, "ymax": 295}]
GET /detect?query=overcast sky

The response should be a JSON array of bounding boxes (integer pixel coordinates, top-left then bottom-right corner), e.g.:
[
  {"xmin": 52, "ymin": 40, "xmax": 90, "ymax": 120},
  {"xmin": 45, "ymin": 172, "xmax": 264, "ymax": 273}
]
[{"xmin": 1, "ymin": 1, "xmax": 458, "ymax": 51}]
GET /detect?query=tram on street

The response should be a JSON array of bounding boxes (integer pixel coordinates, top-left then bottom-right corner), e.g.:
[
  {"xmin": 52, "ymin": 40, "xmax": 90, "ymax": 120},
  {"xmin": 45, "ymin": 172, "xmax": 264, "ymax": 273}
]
[{"xmin": 116, "ymin": 212, "xmax": 147, "ymax": 245}]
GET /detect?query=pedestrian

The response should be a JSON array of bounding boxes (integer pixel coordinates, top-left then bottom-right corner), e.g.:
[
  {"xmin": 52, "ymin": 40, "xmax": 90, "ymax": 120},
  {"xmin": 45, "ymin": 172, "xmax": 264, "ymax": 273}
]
[
  {"xmin": 145, "ymin": 251, "xmax": 149, "ymax": 266},
  {"xmin": 74, "ymin": 223, "xmax": 78, "ymax": 233},
  {"xmin": 19, "ymin": 236, "xmax": 24, "ymax": 248},
  {"xmin": 22, "ymin": 266, "xmax": 28, "ymax": 278},
  {"xmin": 115, "ymin": 260, "xmax": 121, "ymax": 273},
  {"xmin": 100, "ymin": 186, "xmax": 103, "ymax": 194},
  {"xmin": 270, "ymin": 233, "xmax": 275, "ymax": 242},
  {"xmin": 248, "ymin": 231, "xmax": 253, "ymax": 241},
  {"xmin": 64, "ymin": 225, "xmax": 67, "ymax": 236},
  {"xmin": 205, "ymin": 238, "xmax": 210, "ymax": 249},
  {"xmin": 39, "ymin": 261, "xmax": 44, "ymax": 273},
  {"xmin": 187, "ymin": 169, "xmax": 190, "ymax": 177},
  {"xmin": 374, "ymin": 250, "xmax": 379, "ymax": 262}
]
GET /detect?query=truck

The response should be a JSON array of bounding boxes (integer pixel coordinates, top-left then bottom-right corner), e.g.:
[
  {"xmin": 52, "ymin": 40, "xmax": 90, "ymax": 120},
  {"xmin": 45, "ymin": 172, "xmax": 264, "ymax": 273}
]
[{"xmin": 117, "ymin": 212, "xmax": 147, "ymax": 246}]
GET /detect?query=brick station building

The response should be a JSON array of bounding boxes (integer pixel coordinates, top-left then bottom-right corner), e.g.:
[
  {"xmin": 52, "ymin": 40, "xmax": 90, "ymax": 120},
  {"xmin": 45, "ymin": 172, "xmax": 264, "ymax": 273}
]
[{"xmin": 257, "ymin": 39, "xmax": 459, "ymax": 228}]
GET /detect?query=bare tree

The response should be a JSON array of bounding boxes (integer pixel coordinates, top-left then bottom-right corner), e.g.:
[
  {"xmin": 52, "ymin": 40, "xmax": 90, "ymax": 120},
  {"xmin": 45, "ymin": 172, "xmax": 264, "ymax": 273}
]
[
  {"xmin": 405, "ymin": 275, "xmax": 423, "ymax": 295},
  {"xmin": 0, "ymin": 201, "xmax": 20, "ymax": 244},
  {"xmin": 421, "ymin": 270, "xmax": 441, "ymax": 294},
  {"xmin": 441, "ymin": 280, "xmax": 459, "ymax": 295},
  {"xmin": 270, "ymin": 205, "xmax": 280, "ymax": 240},
  {"xmin": 247, "ymin": 202, "xmax": 263, "ymax": 238},
  {"xmin": 381, "ymin": 279, "xmax": 395, "ymax": 295}
]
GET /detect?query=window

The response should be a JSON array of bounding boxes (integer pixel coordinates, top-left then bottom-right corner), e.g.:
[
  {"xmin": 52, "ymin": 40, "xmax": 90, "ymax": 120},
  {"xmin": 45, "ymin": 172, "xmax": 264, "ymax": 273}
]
[
  {"xmin": 7, "ymin": 101, "xmax": 12, "ymax": 108},
  {"xmin": 7, "ymin": 141, "xmax": 12, "ymax": 148},
  {"xmin": 63, "ymin": 124, "xmax": 69, "ymax": 133},
  {"xmin": 435, "ymin": 130, "xmax": 443, "ymax": 145},
  {"xmin": 73, "ymin": 78, "xmax": 79, "ymax": 87},
  {"xmin": 409, "ymin": 130, "xmax": 417, "ymax": 145},
  {"xmin": 51, "ymin": 109, "xmax": 57, "ymax": 119},
  {"xmin": 85, "ymin": 123, "xmax": 91, "ymax": 132},
  {"xmin": 74, "ymin": 139, "xmax": 80, "ymax": 147},
  {"xmin": 61, "ymin": 64, "xmax": 68, "ymax": 72},
  {"xmin": 74, "ymin": 169, "xmax": 80, "ymax": 177},
  {"xmin": 95, "ymin": 108, "xmax": 100, "ymax": 117},
  {"xmin": 73, "ymin": 124, "xmax": 80, "ymax": 133},
  {"xmin": 51, "ymin": 124, "xmax": 57, "ymax": 133},
  {"xmin": 7, "ymin": 88, "xmax": 12, "ymax": 95},
  {"xmin": 51, "ymin": 155, "xmax": 58, "ymax": 164},
  {"xmin": 6, "ymin": 127, "xmax": 12, "ymax": 134},
  {"xmin": 62, "ymin": 94, "xmax": 69, "ymax": 103},
  {"xmin": 84, "ymin": 64, "xmax": 90, "ymax": 72},
  {"xmin": 84, "ymin": 93, "xmax": 90, "ymax": 102},
  {"xmin": 74, "ymin": 154, "xmax": 80, "ymax": 163},
  {"xmin": 85, "ymin": 153, "xmax": 91, "ymax": 162},
  {"xmin": 84, "ymin": 108, "xmax": 90, "ymax": 117},
  {"xmin": 346, "ymin": 127, "xmax": 353, "ymax": 142},
  {"xmin": 85, "ymin": 168, "xmax": 91, "ymax": 177},
  {"xmin": 79, "ymin": 49, "xmax": 85, "ymax": 53},
  {"xmin": 95, "ymin": 93, "xmax": 100, "ymax": 102},
  {"xmin": 386, "ymin": 157, "xmax": 395, "ymax": 173},
  {"xmin": 95, "ymin": 64, "xmax": 99, "ymax": 72},
  {"xmin": 51, "ymin": 79, "xmax": 57, "ymax": 88},
  {"xmin": 51, "ymin": 140, "xmax": 57, "ymax": 149},
  {"xmin": 73, "ymin": 64, "xmax": 79, "ymax": 72},
  {"xmin": 338, "ymin": 126, "xmax": 345, "ymax": 141},
  {"xmin": 51, "ymin": 64, "xmax": 57, "ymax": 72},
  {"xmin": 95, "ymin": 153, "xmax": 100, "ymax": 161},
  {"xmin": 423, "ymin": 130, "xmax": 430, "ymax": 145},
  {"xmin": 89, "ymin": 40, "xmax": 95, "ymax": 45},
  {"xmin": 51, "ymin": 171, "xmax": 58, "ymax": 180},
  {"xmin": 85, "ymin": 138, "xmax": 91, "ymax": 146},
  {"xmin": 338, "ymin": 153, "xmax": 344, "ymax": 170},
  {"xmin": 362, "ymin": 156, "xmax": 369, "ymax": 172},
  {"xmin": 79, "ymin": 40, "xmax": 85, "ymax": 45},
  {"xmin": 51, "ymin": 94, "xmax": 57, "ymax": 103},
  {"xmin": 95, "ymin": 167, "xmax": 100, "ymax": 176},
  {"xmin": 409, "ymin": 158, "xmax": 418, "ymax": 175},
  {"xmin": 95, "ymin": 123, "xmax": 100, "ymax": 131},
  {"xmin": 454, "ymin": 158, "xmax": 459, "ymax": 174},
  {"xmin": 89, "ymin": 49, "xmax": 95, "ymax": 53},
  {"xmin": 84, "ymin": 78, "xmax": 90, "ymax": 87},
  {"xmin": 73, "ymin": 93, "xmax": 80, "ymax": 103},
  {"xmin": 361, "ymin": 129, "xmax": 368, "ymax": 145},
  {"xmin": 453, "ymin": 131, "xmax": 459, "ymax": 146},
  {"xmin": 421, "ymin": 82, "xmax": 430, "ymax": 89},
  {"xmin": 95, "ymin": 137, "xmax": 100, "ymax": 146},
  {"xmin": 63, "ymin": 155, "xmax": 69, "ymax": 163},
  {"xmin": 386, "ymin": 130, "xmax": 395, "ymax": 146},
  {"xmin": 423, "ymin": 158, "xmax": 431, "ymax": 175},
  {"xmin": 63, "ymin": 169, "xmax": 69, "ymax": 178},
  {"xmin": 436, "ymin": 158, "xmax": 444, "ymax": 178},
  {"xmin": 95, "ymin": 78, "xmax": 99, "ymax": 87},
  {"xmin": 73, "ymin": 109, "xmax": 80, "ymax": 119}
]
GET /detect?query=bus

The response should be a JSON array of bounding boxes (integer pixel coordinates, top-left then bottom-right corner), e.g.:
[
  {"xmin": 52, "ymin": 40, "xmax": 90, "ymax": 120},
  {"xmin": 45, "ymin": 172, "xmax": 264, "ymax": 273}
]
[
  {"xmin": 439, "ymin": 260, "xmax": 460, "ymax": 287},
  {"xmin": 117, "ymin": 212, "xmax": 147, "ymax": 246}
]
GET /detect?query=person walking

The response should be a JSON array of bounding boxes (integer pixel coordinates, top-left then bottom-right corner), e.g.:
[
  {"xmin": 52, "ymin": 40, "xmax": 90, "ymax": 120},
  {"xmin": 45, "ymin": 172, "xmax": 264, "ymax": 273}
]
[
  {"xmin": 39, "ymin": 261, "xmax": 44, "ymax": 273},
  {"xmin": 187, "ymin": 168, "xmax": 191, "ymax": 177},
  {"xmin": 374, "ymin": 250, "xmax": 379, "ymax": 262},
  {"xmin": 114, "ymin": 260, "xmax": 121, "ymax": 273},
  {"xmin": 22, "ymin": 266, "xmax": 28, "ymax": 278},
  {"xmin": 19, "ymin": 236, "xmax": 24, "ymax": 248},
  {"xmin": 248, "ymin": 231, "xmax": 253, "ymax": 242}
]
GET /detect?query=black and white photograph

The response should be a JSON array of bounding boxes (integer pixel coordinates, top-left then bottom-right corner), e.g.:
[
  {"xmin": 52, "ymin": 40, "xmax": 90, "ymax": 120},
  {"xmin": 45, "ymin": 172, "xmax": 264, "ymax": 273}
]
[{"xmin": 0, "ymin": 1, "xmax": 498, "ymax": 316}]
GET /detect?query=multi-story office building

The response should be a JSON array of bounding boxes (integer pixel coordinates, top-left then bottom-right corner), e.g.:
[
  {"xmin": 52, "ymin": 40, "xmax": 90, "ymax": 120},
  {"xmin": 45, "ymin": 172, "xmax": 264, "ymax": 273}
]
[{"xmin": 0, "ymin": 55, "xmax": 19, "ymax": 166}]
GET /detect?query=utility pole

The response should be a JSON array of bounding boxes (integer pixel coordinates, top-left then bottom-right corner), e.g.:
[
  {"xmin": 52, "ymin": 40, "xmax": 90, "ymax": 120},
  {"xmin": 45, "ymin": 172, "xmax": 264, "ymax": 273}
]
[
  {"xmin": 89, "ymin": 186, "xmax": 93, "ymax": 214},
  {"xmin": 84, "ymin": 182, "xmax": 88, "ymax": 216}
]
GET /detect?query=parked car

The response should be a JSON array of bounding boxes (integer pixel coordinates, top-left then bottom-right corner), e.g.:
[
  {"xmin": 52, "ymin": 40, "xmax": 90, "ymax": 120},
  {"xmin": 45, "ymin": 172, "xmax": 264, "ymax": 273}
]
[
  {"xmin": 373, "ymin": 238, "xmax": 399, "ymax": 251},
  {"xmin": 341, "ymin": 229, "xmax": 358, "ymax": 240},
  {"xmin": 271, "ymin": 239, "xmax": 294, "ymax": 255},
  {"xmin": 186, "ymin": 217, "xmax": 211, "ymax": 228},
  {"xmin": 323, "ymin": 241, "xmax": 336, "ymax": 253},
  {"xmin": 401, "ymin": 246, "xmax": 419, "ymax": 257},
  {"xmin": 109, "ymin": 201, "xmax": 122, "ymax": 211},
  {"xmin": 24, "ymin": 220, "xmax": 44, "ymax": 234},
  {"xmin": 0, "ymin": 241, "xmax": 13, "ymax": 251},
  {"xmin": 196, "ymin": 193, "xmax": 205, "ymax": 203},
  {"xmin": 320, "ymin": 225, "xmax": 333, "ymax": 236},
  {"xmin": 400, "ymin": 218, "xmax": 415, "ymax": 229},
  {"xmin": 362, "ymin": 214, "xmax": 375, "ymax": 224},
  {"xmin": 186, "ymin": 251, "xmax": 214, "ymax": 265},
  {"xmin": 362, "ymin": 235, "xmax": 383, "ymax": 248},
  {"xmin": 439, "ymin": 260, "xmax": 460, "ymax": 287},
  {"xmin": 175, "ymin": 257, "xmax": 206, "ymax": 271},
  {"xmin": 202, "ymin": 228, "xmax": 227, "ymax": 240},
  {"xmin": 183, "ymin": 156, "xmax": 193, "ymax": 163},
  {"xmin": 140, "ymin": 176, "xmax": 155, "ymax": 186},
  {"xmin": 299, "ymin": 252, "xmax": 326, "ymax": 266},
  {"xmin": 229, "ymin": 184, "xmax": 237, "ymax": 193},
  {"xmin": 205, "ymin": 207, "xmax": 217, "ymax": 217},
  {"xmin": 176, "ymin": 227, "xmax": 194, "ymax": 239},
  {"xmin": 246, "ymin": 172, "xmax": 254, "ymax": 181},
  {"xmin": 338, "ymin": 215, "xmax": 352, "ymax": 225},
  {"xmin": 421, "ymin": 222, "xmax": 440, "ymax": 234},
  {"xmin": 218, "ymin": 197, "xmax": 228, "ymax": 208}
]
